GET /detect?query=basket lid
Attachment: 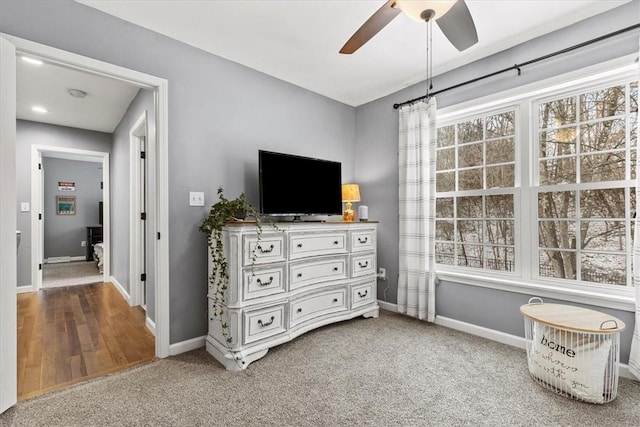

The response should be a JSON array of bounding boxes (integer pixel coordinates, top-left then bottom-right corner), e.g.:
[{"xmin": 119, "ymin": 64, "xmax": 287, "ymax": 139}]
[{"xmin": 520, "ymin": 302, "xmax": 625, "ymax": 333}]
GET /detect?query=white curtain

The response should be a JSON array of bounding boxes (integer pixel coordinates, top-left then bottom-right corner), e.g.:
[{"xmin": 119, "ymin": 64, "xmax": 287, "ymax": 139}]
[
  {"xmin": 629, "ymin": 40, "xmax": 640, "ymax": 381},
  {"xmin": 397, "ymin": 98, "xmax": 437, "ymax": 322}
]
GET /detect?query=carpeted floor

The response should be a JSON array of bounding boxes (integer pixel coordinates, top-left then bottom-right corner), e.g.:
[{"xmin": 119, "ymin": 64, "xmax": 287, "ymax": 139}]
[
  {"xmin": 1, "ymin": 310, "xmax": 639, "ymax": 426},
  {"xmin": 42, "ymin": 261, "xmax": 103, "ymax": 288}
]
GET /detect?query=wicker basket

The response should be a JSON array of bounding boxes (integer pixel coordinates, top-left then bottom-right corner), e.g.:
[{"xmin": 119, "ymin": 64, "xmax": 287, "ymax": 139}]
[{"xmin": 520, "ymin": 298, "xmax": 625, "ymax": 404}]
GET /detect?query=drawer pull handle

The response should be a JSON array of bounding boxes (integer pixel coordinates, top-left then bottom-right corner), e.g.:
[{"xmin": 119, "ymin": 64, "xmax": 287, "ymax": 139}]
[
  {"xmin": 256, "ymin": 276, "xmax": 274, "ymax": 287},
  {"xmin": 358, "ymin": 261, "xmax": 369, "ymax": 268},
  {"xmin": 297, "ymin": 273, "xmax": 303, "ymax": 278},
  {"xmin": 257, "ymin": 316, "xmax": 275, "ymax": 327},
  {"xmin": 333, "ymin": 240, "xmax": 339, "ymax": 245},
  {"xmin": 297, "ymin": 308, "xmax": 302, "ymax": 313},
  {"xmin": 332, "ymin": 298, "xmax": 338, "ymax": 303},
  {"xmin": 333, "ymin": 267, "xmax": 338, "ymax": 272},
  {"xmin": 358, "ymin": 290, "xmax": 368, "ymax": 298},
  {"xmin": 358, "ymin": 237, "xmax": 368, "ymax": 243},
  {"xmin": 257, "ymin": 244, "xmax": 274, "ymax": 254},
  {"xmin": 297, "ymin": 243, "xmax": 303, "ymax": 248}
]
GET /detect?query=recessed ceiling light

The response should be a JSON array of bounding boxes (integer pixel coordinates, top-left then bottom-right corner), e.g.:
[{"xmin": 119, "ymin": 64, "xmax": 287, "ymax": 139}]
[
  {"xmin": 67, "ymin": 88, "xmax": 87, "ymax": 98},
  {"xmin": 22, "ymin": 56, "xmax": 43, "ymax": 66},
  {"xmin": 31, "ymin": 106, "xmax": 48, "ymax": 114}
]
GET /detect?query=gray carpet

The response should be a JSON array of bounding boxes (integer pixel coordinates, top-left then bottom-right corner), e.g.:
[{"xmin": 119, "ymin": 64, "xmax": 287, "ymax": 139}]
[
  {"xmin": 42, "ymin": 261, "xmax": 102, "ymax": 288},
  {"xmin": 1, "ymin": 310, "xmax": 639, "ymax": 426}
]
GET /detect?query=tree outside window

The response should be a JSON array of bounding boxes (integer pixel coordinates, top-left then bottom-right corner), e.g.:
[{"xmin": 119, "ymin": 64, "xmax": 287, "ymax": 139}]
[{"xmin": 435, "ymin": 78, "xmax": 638, "ymax": 290}]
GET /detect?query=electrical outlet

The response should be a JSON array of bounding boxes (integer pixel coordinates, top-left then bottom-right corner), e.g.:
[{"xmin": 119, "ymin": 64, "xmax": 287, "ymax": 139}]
[
  {"xmin": 81, "ymin": 240, "xmax": 86, "ymax": 247},
  {"xmin": 378, "ymin": 267, "xmax": 386, "ymax": 278}
]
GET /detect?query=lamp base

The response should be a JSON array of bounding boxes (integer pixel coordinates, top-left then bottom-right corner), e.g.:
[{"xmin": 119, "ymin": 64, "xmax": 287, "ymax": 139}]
[{"xmin": 342, "ymin": 208, "xmax": 355, "ymax": 222}]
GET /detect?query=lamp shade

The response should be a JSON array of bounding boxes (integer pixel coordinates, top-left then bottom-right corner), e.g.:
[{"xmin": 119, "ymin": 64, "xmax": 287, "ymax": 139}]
[{"xmin": 342, "ymin": 184, "xmax": 361, "ymax": 202}]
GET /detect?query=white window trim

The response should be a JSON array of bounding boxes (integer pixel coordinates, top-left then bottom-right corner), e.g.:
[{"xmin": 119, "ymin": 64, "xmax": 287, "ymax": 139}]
[{"xmin": 434, "ymin": 53, "xmax": 639, "ymax": 312}]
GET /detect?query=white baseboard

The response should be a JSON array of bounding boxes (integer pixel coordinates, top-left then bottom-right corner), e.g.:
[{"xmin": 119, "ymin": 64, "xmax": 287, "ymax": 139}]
[
  {"xmin": 45, "ymin": 256, "xmax": 70, "ymax": 264},
  {"xmin": 375, "ymin": 300, "xmax": 636, "ymax": 381},
  {"xmin": 17, "ymin": 285, "xmax": 33, "ymax": 294},
  {"xmin": 435, "ymin": 315, "xmax": 527, "ymax": 350},
  {"xmin": 45, "ymin": 255, "xmax": 85, "ymax": 264},
  {"xmin": 619, "ymin": 364, "xmax": 634, "ymax": 380},
  {"xmin": 377, "ymin": 300, "xmax": 397, "ymax": 312},
  {"xmin": 169, "ymin": 335, "xmax": 206, "ymax": 356},
  {"xmin": 108, "ymin": 276, "xmax": 131, "ymax": 305},
  {"xmin": 146, "ymin": 316, "xmax": 156, "ymax": 336}
]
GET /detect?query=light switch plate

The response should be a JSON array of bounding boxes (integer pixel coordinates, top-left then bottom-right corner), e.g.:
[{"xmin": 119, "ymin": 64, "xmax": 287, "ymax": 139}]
[
  {"xmin": 189, "ymin": 191, "xmax": 205, "ymax": 207},
  {"xmin": 20, "ymin": 202, "xmax": 30, "ymax": 212}
]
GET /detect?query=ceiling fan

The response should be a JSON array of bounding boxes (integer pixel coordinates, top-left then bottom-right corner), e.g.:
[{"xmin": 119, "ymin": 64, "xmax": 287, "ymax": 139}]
[{"xmin": 340, "ymin": 0, "xmax": 478, "ymax": 54}]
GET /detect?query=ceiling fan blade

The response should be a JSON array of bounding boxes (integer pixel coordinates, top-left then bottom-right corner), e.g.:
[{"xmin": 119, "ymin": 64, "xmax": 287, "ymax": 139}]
[
  {"xmin": 339, "ymin": 0, "xmax": 401, "ymax": 54},
  {"xmin": 435, "ymin": 0, "xmax": 478, "ymax": 51}
]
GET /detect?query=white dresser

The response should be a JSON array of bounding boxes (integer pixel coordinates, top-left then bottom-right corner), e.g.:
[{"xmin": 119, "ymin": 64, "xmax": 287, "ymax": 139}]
[{"xmin": 206, "ymin": 221, "xmax": 379, "ymax": 370}]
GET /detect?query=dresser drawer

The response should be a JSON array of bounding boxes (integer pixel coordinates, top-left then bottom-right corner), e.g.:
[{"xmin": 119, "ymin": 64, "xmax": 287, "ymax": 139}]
[
  {"xmin": 290, "ymin": 288, "xmax": 347, "ymax": 327},
  {"xmin": 351, "ymin": 253, "xmax": 376, "ymax": 278},
  {"xmin": 351, "ymin": 229, "xmax": 376, "ymax": 253},
  {"xmin": 351, "ymin": 281, "xmax": 375, "ymax": 309},
  {"xmin": 243, "ymin": 234, "xmax": 286, "ymax": 266},
  {"xmin": 244, "ymin": 304, "xmax": 286, "ymax": 344},
  {"xmin": 243, "ymin": 265, "xmax": 286, "ymax": 300},
  {"xmin": 289, "ymin": 232, "xmax": 347, "ymax": 260},
  {"xmin": 289, "ymin": 257, "xmax": 347, "ymax": 291}
]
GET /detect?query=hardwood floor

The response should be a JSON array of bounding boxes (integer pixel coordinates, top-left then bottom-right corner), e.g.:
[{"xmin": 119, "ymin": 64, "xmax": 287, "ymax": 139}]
[{"xmin": 17, "ymin": 281, "xmax": 156, "ymax": 400}]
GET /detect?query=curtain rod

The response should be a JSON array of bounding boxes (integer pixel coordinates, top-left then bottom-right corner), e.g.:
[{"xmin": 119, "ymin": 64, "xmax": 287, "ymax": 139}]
[{"xmin": 392, "ymin": 23, "xmax": 640, "ymax": 110}]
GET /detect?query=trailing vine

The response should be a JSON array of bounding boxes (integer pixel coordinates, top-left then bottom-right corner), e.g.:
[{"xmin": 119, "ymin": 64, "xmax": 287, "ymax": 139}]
[{"xmin": 199, "ymin": 187, "xmax": 278, "ymax": 349}]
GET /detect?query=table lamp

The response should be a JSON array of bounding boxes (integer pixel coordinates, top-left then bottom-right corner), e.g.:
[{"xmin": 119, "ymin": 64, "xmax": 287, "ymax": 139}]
[{"xmin": 341, "ymin": 184, "xmax": 360, "ymax": 222}]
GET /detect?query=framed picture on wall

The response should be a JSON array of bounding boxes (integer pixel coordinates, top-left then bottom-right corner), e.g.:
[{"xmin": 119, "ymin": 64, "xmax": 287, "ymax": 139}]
[{"xmin": 56, "ymin": 195, "xmax": 76, "ymax": 215}]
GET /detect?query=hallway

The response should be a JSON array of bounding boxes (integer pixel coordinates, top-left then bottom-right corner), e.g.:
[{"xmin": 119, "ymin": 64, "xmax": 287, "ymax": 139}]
[{"xmin": 17, "ymin": 281, "xmax": 155, "ymax": 400}]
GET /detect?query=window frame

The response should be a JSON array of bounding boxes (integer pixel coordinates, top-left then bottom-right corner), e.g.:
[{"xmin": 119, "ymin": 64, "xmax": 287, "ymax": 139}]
[
  {"xmin": 435, "ymin": 105, "xmax": 520, "ymax": 275},
  {"xmin": 434, "ymin": 54, "xmax": 638, "ymax": 312}
]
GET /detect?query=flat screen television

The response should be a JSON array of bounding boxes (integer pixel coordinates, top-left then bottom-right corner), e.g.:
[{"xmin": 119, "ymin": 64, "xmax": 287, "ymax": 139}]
[{"xmin": 259, "ymin": 150, "xmax": 342, "ymax": 220}]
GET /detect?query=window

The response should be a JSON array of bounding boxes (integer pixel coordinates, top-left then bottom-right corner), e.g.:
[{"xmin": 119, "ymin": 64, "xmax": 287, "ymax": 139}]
[
  {"xmin": 435, "ymin": 109, "xmax": 517, "ymax": 272},
  {"xmin": 534, "ymin": 82, "xmax": 637, "ymax": 287},
  {"xmin": 435, "ymin": 68, "xmax": 638, "ymax": 295}
]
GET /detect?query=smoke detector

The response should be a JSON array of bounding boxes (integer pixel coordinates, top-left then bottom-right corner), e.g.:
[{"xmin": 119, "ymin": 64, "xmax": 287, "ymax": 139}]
[{"xmin": 67, "ymin": 88, "xmax": 87, "ymax": 98}]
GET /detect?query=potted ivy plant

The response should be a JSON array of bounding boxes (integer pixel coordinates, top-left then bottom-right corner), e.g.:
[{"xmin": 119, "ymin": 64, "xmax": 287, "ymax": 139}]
[{"xmin": 199, "ymin": 187, "xmax": 270, "ymax": 344}]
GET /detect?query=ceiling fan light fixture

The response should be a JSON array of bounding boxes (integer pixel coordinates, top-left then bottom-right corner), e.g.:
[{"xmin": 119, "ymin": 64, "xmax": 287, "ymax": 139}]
[{"xmin": 395, "ymin": 0, "xmax": 456, "ymax": 22}]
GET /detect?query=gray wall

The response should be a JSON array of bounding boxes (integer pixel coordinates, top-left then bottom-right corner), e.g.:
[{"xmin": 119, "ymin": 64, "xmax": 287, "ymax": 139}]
[
  {"xmin": 355, "ymin": 1, "xmax": 639, "ymax": 363},
  {"xmin": 16, "ymin": 120, "xmax": 112, "ymax": 287},
  {"xmin": 1, "ymin": 0, "xmax": 356, "ymax": 343},
  {"xmin": 4, "ymin": 0, "xmax": 636, "ymax": 360},
  {"xmin": 111, "ymin": 88, "xmax": 156, "ymax": 321},
  {"xmin": 42, "ymin": 157, "xmax": 102, "ymax": 259}
]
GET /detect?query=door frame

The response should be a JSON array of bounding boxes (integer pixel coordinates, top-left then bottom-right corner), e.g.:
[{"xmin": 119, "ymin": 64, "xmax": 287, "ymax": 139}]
[
  {"xmin": 31, "ymin": 146, "xmax": 110, "ymax": 290},
  {"xmin": 0, "ymin": 36, "xmax": 171, "ymax": 409},
  {"xmin": 129, "ymin": 111, "xmax": 147, "ymax": 307},
  {"xmin": 0, "ymin": 35, "xmax": 17, "ymax": 414}
]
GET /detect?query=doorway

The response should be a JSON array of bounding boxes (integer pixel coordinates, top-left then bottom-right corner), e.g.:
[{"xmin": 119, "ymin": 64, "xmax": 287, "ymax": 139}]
[
  {"xmin": 1, "ymin": 33, "xmax": 170, "ymax": 412},
  {"xmin": 29, "ymin": 146, "xmax": 110, "ymax": 292}
]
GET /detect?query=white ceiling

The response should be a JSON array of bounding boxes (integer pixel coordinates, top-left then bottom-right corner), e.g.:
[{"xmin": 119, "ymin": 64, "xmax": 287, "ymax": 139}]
[
  {"xmin": 17, "ymin": 57, "xmax": 140, "ymax": 133},
  {"xmin": 78, "ymin": 0, "xmax": 633, "ymax": 107},
  {"xmin": 16, "ymin": 0, "xmax": 634, "ymax": 133}
]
